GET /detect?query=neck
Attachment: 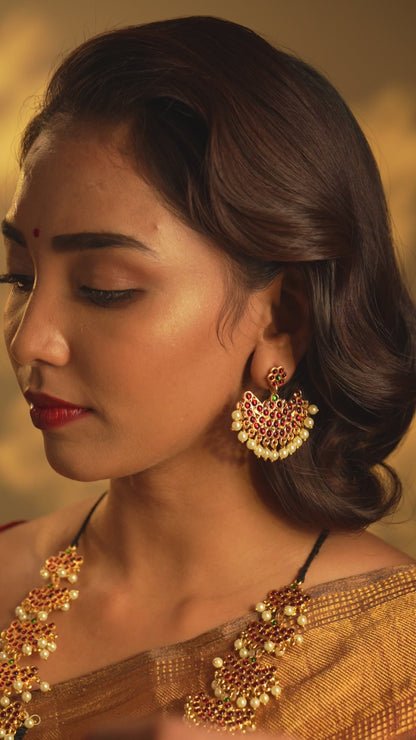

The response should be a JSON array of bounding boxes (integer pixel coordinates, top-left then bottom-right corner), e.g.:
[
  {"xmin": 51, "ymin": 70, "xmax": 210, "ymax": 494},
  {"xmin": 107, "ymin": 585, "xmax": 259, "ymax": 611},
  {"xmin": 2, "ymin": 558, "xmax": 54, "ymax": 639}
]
[{"xmin": 82, "ymin": 452, "xmax": 317, "ymax": 601}]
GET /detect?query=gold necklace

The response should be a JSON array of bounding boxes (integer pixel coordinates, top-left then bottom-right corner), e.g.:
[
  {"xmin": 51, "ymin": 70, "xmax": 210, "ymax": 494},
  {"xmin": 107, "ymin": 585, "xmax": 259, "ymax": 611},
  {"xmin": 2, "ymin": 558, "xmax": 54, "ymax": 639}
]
[
  {"xmin": 184, "ymin": 531, "xmax": 328, "ymax": 734},
  {"xmin": 184, "ymin": 581, "xmax": 308, "ymax": 734},
  {"xmin": 0, "ymin": 496, "xmax": 327, "ymax": 738},
  {"xmin": 0, "ymin": 546, "xmax": 83, "ymax": 739},
  {"xmin": 0, "ymin": 493, "xmax": 105, "ymax": 740}
]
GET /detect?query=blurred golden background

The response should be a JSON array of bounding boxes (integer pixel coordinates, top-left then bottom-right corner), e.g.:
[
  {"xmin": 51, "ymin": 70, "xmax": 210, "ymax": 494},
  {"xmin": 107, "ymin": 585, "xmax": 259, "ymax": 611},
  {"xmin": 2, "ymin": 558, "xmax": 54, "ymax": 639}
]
[{"xmin": 0, "ymin": 0, "xmax": 415, "ymax": 555}]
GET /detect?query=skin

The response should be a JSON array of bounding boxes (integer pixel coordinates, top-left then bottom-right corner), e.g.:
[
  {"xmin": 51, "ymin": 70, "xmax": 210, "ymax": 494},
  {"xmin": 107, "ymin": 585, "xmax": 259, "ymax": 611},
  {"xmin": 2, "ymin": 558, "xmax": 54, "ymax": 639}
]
[{"xmin": 0, "ymin": 125, "xmax": 414, "ymax": 739}]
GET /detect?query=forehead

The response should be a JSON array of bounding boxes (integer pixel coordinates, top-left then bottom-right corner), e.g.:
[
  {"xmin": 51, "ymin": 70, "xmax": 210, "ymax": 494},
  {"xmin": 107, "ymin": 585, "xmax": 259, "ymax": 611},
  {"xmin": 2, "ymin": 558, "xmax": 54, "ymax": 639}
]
[
  {"xmin": 6, "ymin": 125, "xmax": 226, "ymax": 276},
  {"xmin": 10, "ymin": 125, "xmax": 169, "ymax": 235},
  {"xmin": 21, "ymin": 125, "xmax": 140, "ymax": 198}
]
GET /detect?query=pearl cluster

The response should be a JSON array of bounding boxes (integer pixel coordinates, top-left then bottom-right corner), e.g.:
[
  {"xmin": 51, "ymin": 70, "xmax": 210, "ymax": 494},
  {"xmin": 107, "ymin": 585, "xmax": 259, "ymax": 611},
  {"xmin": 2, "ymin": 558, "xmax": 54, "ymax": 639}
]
[
  {"xmin": 231, "ymin": 366, "xmax": 318, "ymax": 462},
  {"xmin": 184, "ymin": 581, "xmax": 309, "ymax": 733},
  {"xmin": 0, "ymin": 546, "xmax": 83, "ymax": 738}
]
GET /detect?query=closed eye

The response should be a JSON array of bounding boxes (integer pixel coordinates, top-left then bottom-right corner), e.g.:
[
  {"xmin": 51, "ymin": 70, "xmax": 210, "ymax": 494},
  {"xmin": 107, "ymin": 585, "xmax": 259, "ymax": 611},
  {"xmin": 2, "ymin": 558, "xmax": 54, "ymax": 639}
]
[
  {"xmin": 78, "ymin": 286, "xmax": 139, "ymax": 307},
  {"xmin": 0, "ymin": 275, "xmax": 140, "ymax": 306},
  {"xmin": 0, "ymin": 273, "xmax": 34, "ymax": 291}
]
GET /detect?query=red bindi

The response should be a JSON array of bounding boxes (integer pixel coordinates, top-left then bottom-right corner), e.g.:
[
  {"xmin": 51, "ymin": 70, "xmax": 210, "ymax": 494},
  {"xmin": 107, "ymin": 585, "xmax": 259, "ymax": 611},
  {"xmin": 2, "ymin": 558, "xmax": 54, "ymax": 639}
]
[{"xmin": 33, "ymin": 228, "xmax": 40, "ymax": 238}]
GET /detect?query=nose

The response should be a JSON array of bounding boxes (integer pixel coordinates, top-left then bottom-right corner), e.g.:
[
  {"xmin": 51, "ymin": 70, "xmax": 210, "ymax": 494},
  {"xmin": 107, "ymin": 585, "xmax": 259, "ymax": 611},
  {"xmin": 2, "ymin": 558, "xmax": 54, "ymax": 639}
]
[{"xmin": 6, "ymin": 288, "xmax": 70, "ymax": 368}]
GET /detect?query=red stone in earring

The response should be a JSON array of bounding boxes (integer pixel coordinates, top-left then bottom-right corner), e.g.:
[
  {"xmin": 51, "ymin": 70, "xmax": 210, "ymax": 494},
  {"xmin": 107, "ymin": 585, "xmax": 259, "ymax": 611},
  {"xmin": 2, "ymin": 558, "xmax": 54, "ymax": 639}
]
[{"xmin": 33, "ymin": 228, "xmax": 40, "ymax": 238}]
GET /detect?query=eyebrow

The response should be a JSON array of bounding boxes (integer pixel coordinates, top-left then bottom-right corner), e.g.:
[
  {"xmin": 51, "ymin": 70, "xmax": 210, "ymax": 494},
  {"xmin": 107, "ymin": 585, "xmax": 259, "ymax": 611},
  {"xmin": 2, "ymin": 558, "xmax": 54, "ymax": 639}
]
[
  {"xmin": 1, "ymin": 219, "xmax": 26, "ymax": 246},
  {"xmin": 1, "ymin": 218, "xmax": 158, "ymax": 258}
]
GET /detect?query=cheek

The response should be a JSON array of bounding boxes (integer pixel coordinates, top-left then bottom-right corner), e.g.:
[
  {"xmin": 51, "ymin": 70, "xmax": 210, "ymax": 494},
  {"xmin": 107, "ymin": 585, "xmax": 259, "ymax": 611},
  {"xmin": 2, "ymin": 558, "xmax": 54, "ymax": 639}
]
[
  {"xmin": 93, "ymin": 319, "xmax": 219, "ymax": 404},
  {"xmin": 77, "ymin": 301, "xmax": 237, "ymax": 431},
  {"xmin": 77, "ymin": 286, "xmax": 223, "ymax": 380}
]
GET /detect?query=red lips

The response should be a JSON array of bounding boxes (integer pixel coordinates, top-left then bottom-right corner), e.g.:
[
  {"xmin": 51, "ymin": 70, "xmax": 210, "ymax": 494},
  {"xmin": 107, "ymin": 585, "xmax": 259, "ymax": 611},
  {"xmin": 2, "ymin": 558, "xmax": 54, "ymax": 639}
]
[{"xmin": 24, "ymin": 392, "xmax": 92, "ymax": 430}]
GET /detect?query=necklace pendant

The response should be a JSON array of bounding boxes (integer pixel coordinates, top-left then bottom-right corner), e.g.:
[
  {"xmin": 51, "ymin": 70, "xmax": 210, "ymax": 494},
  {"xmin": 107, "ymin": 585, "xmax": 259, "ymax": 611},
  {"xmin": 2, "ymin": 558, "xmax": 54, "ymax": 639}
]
[
  {"xmin": 184, "ymin": 582, "xmax": 309, "ymax": 733},
  {"xmin": 0, "ymin": 546, "xmax": 83, "ymax": 738}
]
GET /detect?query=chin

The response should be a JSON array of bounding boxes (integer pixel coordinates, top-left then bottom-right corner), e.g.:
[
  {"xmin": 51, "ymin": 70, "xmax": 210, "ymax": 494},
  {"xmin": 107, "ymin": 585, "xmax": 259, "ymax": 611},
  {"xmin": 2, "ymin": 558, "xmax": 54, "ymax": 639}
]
[{"xmin": 44, "ymin": 447, "xmax": 113, "ymax": 483}]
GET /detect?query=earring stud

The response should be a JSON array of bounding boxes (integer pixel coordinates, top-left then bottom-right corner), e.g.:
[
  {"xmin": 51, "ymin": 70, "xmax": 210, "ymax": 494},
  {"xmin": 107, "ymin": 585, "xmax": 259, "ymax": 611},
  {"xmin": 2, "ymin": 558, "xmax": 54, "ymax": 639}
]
[{"xmin": 231, "ymin": 366, "xmax": 318, "ymax": 461}]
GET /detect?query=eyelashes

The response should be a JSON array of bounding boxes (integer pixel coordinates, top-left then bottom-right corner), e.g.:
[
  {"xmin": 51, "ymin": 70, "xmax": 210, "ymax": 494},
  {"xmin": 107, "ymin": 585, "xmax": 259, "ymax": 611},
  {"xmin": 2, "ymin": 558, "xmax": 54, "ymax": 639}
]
[
  {"xmin": 0, "ymin": 274, "xmax": 139, "ymax": 308},
  {"xmin": 77, "ymin": 286, "xmax": 138, "ymax": 307},
  {"xmin": 0, "ymin": 273, "xmax": 33, "ymax": 291}
]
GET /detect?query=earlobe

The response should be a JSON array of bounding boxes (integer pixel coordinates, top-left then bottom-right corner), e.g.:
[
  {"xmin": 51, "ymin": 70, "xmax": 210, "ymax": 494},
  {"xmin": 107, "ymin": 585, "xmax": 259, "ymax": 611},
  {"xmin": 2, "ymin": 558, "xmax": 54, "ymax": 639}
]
[
  {"xmin": 249, "ymin": 267, "xmax": 311, "ymax": 389},
  {"xmin": 250, "ymin": 332, "xmax": 297, "ymax": 389}
]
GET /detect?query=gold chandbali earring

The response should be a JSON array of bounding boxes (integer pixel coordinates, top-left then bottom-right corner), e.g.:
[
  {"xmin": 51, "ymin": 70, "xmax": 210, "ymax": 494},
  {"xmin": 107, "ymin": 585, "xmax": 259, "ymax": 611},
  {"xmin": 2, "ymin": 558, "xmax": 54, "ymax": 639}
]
[{"xmin": 231, "ymin": 366, "xmax": 318, "ymax": 461}]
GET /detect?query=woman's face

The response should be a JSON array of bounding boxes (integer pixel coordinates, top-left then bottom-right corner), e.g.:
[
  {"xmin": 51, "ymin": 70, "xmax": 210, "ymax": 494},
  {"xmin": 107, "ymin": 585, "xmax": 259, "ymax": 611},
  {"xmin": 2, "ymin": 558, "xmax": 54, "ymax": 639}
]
[{"xmin": 2, "ymin": 126, "xmax": 262, "ymax": 481}]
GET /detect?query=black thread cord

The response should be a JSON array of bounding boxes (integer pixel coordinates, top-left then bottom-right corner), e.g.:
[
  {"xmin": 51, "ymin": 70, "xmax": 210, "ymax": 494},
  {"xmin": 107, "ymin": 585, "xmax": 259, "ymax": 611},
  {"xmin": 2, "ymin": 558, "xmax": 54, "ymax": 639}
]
[
  {"xmin": 70, "ymin": 491, "xmax": 108, "ymax": 547},
  {"xmin": 72, "ymin": 494, "xmax": 328, "ymax": 578},
  {"xmin": 13, "ymin": 500, "xmax": 324, "ymax": 739},
  {"xmin": 15, "ymin": 727, "xmax": 28, "ymax": 739},
  {"xmin": 295, "ymin": 529, "xmax": 329, "ymax": 584},
  {"xmin": 11, "ymin": 495, "xmax": 107, "ymax": 739}
]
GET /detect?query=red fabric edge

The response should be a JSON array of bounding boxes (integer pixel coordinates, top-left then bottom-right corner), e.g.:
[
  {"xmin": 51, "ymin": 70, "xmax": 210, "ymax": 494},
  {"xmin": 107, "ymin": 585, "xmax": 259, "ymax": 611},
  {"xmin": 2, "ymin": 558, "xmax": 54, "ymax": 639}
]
[{"xmin": 0, "ymin": 521, "xmax": 25, "ymax": 532}]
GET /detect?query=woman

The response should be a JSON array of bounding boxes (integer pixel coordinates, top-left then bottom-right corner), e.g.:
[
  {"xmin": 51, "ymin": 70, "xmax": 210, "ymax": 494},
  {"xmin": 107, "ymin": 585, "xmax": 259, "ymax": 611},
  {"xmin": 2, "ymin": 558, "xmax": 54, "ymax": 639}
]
[{"xmin": 0, "ymin": 15, "xmax": 415, "ymax": 740}]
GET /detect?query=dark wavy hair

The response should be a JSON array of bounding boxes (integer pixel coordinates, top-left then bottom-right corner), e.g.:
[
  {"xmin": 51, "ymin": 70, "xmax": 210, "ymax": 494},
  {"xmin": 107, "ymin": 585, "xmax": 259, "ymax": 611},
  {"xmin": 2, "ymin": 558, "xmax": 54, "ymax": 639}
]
[{"xmin": 20, "ymin": 16, "xmax": 416, "ymax": 530}]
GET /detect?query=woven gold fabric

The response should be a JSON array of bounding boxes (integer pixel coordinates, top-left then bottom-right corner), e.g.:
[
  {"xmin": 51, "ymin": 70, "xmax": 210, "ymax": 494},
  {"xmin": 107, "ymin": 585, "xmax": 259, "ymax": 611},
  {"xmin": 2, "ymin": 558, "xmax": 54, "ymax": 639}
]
[{"xmin": 24, "ymin": 564, "xmax": 416, "ymax": 739}]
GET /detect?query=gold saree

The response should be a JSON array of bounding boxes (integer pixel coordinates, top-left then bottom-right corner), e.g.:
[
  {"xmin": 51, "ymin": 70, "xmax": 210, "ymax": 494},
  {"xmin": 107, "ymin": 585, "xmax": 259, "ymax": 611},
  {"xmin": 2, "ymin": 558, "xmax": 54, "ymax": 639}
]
[{"xmin": 23, "ymin": 564, "xmax": 416, "ymax": 739}]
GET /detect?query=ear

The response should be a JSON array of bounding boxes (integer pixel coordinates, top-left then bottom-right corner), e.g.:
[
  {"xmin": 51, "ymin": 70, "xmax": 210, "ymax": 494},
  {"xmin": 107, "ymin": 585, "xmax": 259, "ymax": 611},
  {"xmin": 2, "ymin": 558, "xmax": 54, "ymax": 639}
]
[{"xmin": 250, "ymin": 267, "xmax": 311, "ymax": 389}]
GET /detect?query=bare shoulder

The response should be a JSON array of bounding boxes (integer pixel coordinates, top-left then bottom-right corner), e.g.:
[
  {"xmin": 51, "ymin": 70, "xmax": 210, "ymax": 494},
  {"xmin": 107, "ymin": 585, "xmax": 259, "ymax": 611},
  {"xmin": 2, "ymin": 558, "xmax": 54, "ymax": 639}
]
[
  {"xmin": 0, "ymin": 497, "xmax": 97, "ymax": 621},
  {"xmin": 306, "ymin": 529, "xmax": 415, "ymax": 587}
]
